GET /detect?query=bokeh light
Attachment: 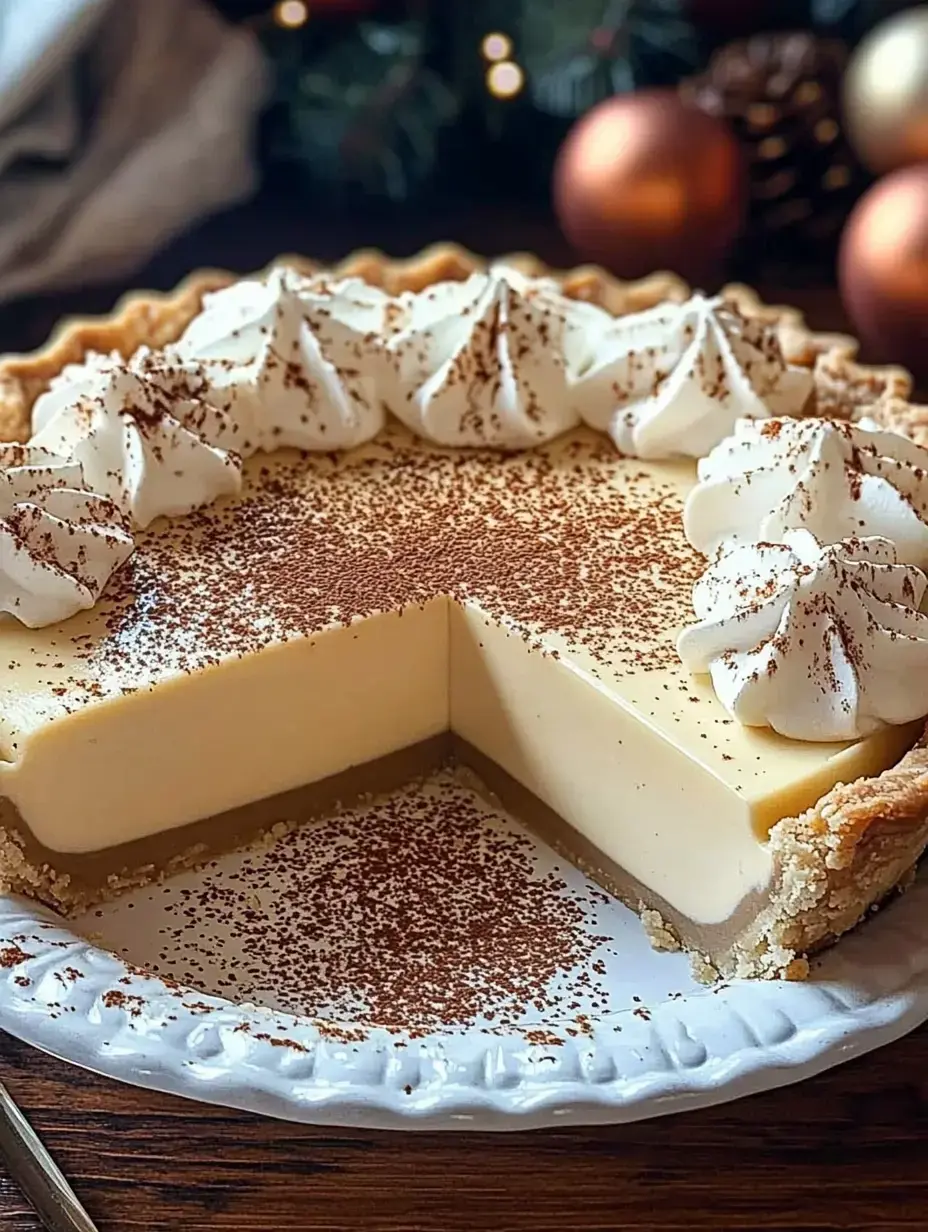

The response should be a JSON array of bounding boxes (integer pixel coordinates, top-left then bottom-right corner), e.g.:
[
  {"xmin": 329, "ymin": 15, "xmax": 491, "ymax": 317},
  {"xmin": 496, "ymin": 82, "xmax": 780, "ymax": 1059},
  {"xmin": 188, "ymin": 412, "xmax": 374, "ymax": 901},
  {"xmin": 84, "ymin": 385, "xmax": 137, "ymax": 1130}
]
[
  {"xmin": 481, "ymin": 32, "xmax": 513, "ymax": 63},
  {"xmin": 274, "ymin": 0, "xmax": 309, "ymax": 29},
  {"xmin": 487, "ymin": 61, "xmax": 524, "ymax": 100}
]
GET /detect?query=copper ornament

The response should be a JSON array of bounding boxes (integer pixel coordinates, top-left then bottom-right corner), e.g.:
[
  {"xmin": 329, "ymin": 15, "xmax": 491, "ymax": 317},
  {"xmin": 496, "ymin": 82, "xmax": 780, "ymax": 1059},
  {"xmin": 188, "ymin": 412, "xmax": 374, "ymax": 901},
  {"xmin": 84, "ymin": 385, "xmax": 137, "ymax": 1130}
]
[
  {"xmin": 552, "ymin": 89, "xmax": 747, "ymax": 283},
  {"xmin": 838, "ymin": 164, "xmax": 928, "ymax": 374}
]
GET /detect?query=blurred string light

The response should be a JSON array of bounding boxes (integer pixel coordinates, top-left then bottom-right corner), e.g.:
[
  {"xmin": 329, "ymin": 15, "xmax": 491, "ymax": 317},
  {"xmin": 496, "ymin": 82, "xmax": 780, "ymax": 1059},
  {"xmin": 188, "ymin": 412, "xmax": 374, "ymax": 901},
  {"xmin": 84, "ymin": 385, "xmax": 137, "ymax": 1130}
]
[
  {"xmin": 479, "ymin": 30, "xmax": 523, "ymax": 101},
  {"xmin": 481, "ymin": 32, "xmax": 512, "ymax": 64},
  {"xmin": 274, "ymin": 0, "xmax": 308, "ymax": 28},
  {"xmin": 481, "ymin": 30, "xmax": 524, "ymax": 101},
  {"xmin": 487, "ymin": 60, "xmax": 525, "ymax": 100}
]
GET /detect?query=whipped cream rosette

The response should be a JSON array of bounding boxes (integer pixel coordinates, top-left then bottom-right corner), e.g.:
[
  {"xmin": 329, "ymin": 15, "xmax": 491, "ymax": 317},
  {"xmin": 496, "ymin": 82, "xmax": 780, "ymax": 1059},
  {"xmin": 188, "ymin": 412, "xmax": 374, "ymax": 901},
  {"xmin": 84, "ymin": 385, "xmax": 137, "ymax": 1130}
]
[
  {"xmin": 677, "ymin": 529, "xmax": 928, "ymax": 742},
  {"xmin": 172, "ymin": 265, "xmax": 390, "ymax": 452},
  {"xmin": 573, "ymin": 294, "xmax": 813, "ymax": 460},
  {"xmin": 31, "ymin": 359, "xmax": 243, "ymax": 528},
  {"xmin": 0, "ymin": 443, "xmax": 134, "ymax": 628},
  {"xmin": 33, "ymin": 347, "xmax": 260, "ymax": 456},
  {"xmin": 685, "ymin": 417, "xmax": 928, "ymax": 567},
  {"xmin": 31, "ymin": 348, "xmax": 124, "ymax": 422},
  {"xmin": 127, "ymin": 347, "xmax": 262, "ymax": 459},
  {"xmin": 384, "ymin": 269, "xmax": 606, "ymax": 448}
]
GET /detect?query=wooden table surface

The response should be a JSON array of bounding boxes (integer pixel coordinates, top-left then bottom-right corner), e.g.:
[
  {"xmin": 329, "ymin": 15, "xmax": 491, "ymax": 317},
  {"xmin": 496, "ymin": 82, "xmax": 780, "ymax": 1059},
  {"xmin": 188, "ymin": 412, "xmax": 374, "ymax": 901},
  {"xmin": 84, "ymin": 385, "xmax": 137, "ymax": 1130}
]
[{"xmin": 1, "ymin": 198, "xmax": 927, "ymax": 1232}]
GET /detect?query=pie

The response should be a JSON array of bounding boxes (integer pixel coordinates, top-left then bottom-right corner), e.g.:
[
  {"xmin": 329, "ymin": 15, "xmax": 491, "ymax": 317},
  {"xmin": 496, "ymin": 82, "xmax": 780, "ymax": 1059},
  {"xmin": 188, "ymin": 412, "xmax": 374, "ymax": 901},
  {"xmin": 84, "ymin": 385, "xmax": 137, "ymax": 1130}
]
[{"xmin": 2, "ymin": 244, "xmax": 928, "ymax": 984}]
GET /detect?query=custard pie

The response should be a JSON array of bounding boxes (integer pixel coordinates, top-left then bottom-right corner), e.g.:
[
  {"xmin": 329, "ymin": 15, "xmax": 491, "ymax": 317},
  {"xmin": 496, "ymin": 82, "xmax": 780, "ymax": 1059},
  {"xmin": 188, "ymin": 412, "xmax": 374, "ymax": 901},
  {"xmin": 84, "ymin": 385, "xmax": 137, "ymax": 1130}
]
[{"xmin": 2, "ymin": 245, "xmax": 928, "ymax": 982}]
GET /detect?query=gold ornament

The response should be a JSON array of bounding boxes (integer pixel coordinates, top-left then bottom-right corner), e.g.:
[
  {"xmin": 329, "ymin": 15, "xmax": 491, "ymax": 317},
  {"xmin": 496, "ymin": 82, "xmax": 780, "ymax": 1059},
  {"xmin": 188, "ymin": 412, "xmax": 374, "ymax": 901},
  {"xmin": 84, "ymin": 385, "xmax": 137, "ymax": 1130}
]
[{"xmin": 843, "ymin": 8, "xmax": 928, "ymax": 175}]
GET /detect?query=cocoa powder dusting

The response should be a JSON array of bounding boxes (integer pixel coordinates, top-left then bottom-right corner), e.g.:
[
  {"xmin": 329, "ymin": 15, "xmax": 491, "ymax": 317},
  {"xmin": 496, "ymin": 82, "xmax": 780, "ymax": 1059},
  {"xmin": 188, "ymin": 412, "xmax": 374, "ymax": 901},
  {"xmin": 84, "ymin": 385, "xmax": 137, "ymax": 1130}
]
[
  {"xmin": 33, "ymin": 430, "xmax": 703, "ymax": 699},
  {"xmin": 132, "ymin": 776, "xmax": 616, "ymax": 1036},
  {"xmin": 0, "ymin": 944, "xmax": 33, "ymax": 968}
]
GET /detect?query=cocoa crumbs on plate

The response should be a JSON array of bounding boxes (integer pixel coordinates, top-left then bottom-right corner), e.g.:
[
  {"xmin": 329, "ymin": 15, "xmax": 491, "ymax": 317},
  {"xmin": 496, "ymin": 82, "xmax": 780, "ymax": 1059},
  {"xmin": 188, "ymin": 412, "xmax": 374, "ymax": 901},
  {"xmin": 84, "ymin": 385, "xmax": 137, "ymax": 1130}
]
[
  {"xmin": 0, "ymin": 944, "xmax": 33, "ymax": 968},
  {"xmin": 109, "ymin": 775, "xmax": 619, "ymax": 1037}
]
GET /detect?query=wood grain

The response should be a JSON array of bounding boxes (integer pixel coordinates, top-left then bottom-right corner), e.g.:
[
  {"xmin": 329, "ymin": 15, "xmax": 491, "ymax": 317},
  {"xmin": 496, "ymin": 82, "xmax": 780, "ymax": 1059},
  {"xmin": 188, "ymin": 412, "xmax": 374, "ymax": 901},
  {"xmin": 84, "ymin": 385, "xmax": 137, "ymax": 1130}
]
[
  {"xmin": 3, "ymin": 1028, "xmax": 928, "ymax": 1232},
  {"xmin": 1, "ymin": 201, "xmax": 926, "ymax": 1232}
]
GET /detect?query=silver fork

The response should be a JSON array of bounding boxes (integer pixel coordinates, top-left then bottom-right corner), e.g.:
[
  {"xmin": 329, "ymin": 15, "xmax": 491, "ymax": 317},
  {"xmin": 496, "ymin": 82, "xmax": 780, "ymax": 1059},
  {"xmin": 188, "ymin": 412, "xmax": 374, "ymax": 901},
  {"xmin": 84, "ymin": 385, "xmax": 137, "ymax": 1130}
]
[{"xmin": 0, "ymin": 1077, "xmax": 99, "ymax": 1232}]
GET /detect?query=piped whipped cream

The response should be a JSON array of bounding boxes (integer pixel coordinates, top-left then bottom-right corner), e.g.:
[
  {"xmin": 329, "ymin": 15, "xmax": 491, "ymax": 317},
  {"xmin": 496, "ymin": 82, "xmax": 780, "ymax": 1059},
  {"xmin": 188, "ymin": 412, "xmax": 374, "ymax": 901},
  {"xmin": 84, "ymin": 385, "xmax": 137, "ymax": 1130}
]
[
  {"xmin": 172, "ymin": 265, "xmax": 390, "ymax": 452},
  {"xmin": 384, "ymin": 269, "xmax": 606, "ymax": 448},
  {"xmin": 684, "ymin": 417, "xmax": 928, "ymax": 566},
  {"xmin": 573, "ymin": 294, "xmax": 814, "ymax": 460},
  {"xmin": 676, "ymin": 529, "xmax": 928, "ymax": 742},
  {"xmin": 31, "ymin": 349, "xmax": 124, "ymax": 428},
  {"xmin": 31, "ymin": 357, "xmax": 243, "ymax": 528},
  {"xmin": 0, "ymin": 443, "xmax": 134, "ymax": 628}
]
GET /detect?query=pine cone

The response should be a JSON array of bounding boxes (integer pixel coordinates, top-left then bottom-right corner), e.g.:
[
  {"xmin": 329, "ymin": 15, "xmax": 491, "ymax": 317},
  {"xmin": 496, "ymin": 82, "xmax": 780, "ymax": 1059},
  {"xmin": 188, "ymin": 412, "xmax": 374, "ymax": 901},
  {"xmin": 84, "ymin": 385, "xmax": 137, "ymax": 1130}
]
[{"xmin": 681, "ymin": 32, "xmax": 866, "ymax": 263}]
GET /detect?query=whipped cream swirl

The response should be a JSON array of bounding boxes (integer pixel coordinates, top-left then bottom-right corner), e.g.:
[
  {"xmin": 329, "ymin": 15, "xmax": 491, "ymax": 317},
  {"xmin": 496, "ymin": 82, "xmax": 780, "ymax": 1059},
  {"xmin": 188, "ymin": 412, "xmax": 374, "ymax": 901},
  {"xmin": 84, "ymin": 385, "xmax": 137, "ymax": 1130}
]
[
  {"xmin": 172, "ymin": 265, "xmax": 389, "ymax": 452},
  {"xmin": 677, "ymin": 529, "xmax": 928, "ymax": 742},
  {"xmin": 31, "ymin": 358, "xmax": 243, "ymax": 528},
  {"xmin": 0, "ymin": 443, "xmax": 134, "ymax": 628},
  {"xmin": 31, "ymin": 349, "xmax": 124, "ymax": 425},
  {"xmin": 384, "ymin": 269, "xmax": 604, "ymax": 448},
  {"xmin": 573, "ymin": 294, "xmax": 814, "ymax": 460},
  {"xmin": 685, "ymin": 417, "xmax": 928, "ymax": 566}
]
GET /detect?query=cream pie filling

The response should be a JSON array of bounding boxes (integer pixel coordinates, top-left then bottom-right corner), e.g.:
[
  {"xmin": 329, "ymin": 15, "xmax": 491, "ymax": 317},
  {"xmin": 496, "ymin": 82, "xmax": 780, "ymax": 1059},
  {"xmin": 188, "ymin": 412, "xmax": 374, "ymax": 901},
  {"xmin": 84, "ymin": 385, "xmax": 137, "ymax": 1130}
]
[{"xmin": 1, "ymin": 431, "xmax": 920, "ymax": 928}]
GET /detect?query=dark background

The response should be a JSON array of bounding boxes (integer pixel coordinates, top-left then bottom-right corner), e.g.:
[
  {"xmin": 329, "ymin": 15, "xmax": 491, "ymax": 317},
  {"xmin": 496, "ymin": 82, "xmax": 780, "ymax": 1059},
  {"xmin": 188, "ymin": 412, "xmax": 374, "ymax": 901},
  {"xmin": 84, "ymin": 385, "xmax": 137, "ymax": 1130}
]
[{"xmin": 207, "ymin": 0, "xmax": 920, "ymax": 277}]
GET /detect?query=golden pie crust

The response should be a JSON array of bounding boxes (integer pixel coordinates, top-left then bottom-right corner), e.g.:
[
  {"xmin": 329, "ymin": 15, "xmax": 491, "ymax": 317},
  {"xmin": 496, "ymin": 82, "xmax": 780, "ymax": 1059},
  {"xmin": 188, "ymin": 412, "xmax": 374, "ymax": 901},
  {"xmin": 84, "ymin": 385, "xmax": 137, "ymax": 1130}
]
[{"xmin": 2, "ymin": 243, "xmax": 928, "ymax": 982}]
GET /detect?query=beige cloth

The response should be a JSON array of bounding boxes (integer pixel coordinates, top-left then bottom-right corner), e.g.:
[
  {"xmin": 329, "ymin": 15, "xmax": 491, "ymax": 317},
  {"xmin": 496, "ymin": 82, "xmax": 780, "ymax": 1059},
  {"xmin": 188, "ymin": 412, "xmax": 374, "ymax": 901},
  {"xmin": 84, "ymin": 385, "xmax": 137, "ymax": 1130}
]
[{"xmin": 0, "ymin": 0, "xmax": 268, "ymax": 302}]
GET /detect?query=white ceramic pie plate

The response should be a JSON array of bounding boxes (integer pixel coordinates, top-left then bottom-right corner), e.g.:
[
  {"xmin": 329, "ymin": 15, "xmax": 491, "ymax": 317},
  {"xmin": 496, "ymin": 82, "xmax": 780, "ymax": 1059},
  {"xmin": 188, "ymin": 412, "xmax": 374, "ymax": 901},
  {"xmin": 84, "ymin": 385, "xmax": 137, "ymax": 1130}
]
[{"xmin": 1, "ymin": 776, "xmax": 927, "ymax": 1130}]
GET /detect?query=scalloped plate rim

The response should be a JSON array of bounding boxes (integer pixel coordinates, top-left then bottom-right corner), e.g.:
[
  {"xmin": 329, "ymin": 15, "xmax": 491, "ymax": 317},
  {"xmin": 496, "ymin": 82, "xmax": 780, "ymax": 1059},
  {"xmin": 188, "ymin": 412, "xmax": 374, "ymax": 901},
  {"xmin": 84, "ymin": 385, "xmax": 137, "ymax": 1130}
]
[{"xmin": 2, "ymin": 877, "xmax": 928, "ymax": 1130}]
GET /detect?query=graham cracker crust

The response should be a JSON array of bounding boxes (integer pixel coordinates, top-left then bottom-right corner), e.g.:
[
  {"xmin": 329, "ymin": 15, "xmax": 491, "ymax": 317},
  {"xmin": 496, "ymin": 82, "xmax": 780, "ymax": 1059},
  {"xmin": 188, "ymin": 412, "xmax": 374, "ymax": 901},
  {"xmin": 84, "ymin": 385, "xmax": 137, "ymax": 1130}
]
[
  {"xmin": 5, "ymin": 732, "xmax": 928, "ymax": 983},
  {"xmin": 0, "ymin": 736, "xmax": 451, "ymax": 914}
]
